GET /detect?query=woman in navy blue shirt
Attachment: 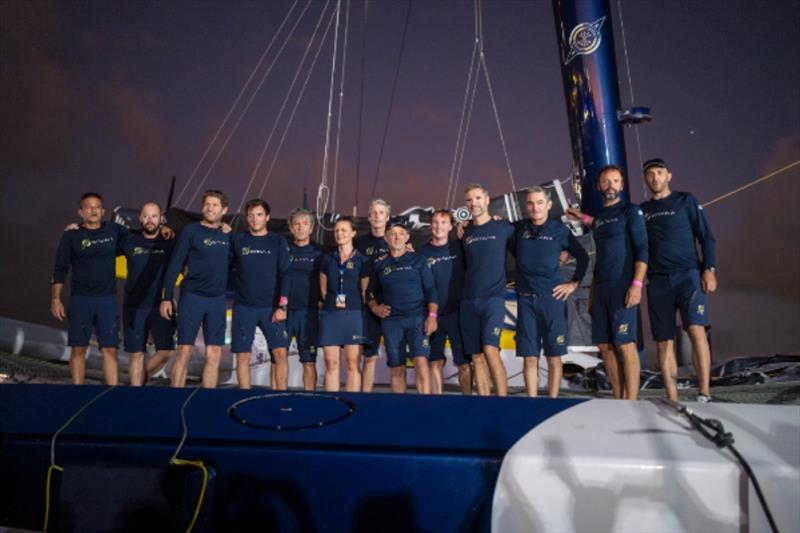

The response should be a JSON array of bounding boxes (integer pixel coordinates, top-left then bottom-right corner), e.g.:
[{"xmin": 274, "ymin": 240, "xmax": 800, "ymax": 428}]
[{"xmin": 319, "ymin": 217, "xmax": 370, "ymax": 391}]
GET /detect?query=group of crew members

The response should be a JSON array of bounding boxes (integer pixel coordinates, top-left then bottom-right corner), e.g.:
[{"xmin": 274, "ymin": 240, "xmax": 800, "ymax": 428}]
[{"xmin": 51, "ymin": 158, "xmax": 716, "ymax": 401}]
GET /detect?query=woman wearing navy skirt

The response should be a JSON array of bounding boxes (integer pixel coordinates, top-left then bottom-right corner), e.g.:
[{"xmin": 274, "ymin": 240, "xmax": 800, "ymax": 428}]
[{"xmin": 319, "ymin": 217, "xmax": 370, "ymax": 391}]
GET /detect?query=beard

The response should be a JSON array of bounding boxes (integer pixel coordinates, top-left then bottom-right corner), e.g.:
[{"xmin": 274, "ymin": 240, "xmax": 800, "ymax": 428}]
[
  {"xmin": 603, "ymin": 190, "xmax": 620, "ymax": 202},
  {"xmin": 142, "ymin": 224, "xmax": 159, "ymax": 236}
]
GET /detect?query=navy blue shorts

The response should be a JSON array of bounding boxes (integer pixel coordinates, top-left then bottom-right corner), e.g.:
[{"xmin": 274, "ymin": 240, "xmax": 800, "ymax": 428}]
[
  {"xmin": 382, "ymin": 315, "xmax": 430, "ymax": 367},
  {"xmin": 362, "ymin": 311, "xmax": 382, "ymax": 357},
  {"xmin": 287, "ymin": 308, "xmax": 319, "ymax": 362},
  {"xmin": 318, "ymin": 309, "xmax": 366, "ymax": 347},
  {"xmin": 68, "ymin": 295, "xmax": 119, "ymax": 348},
  {"xmin": 460, "ymin": 297, "xmax": 505, "ymax": 355},
  {"xmin": 231, "ymin": 303, "xmax": 289, "ymax": 353},
  {"xmin": 123, "ymin": 306, "xmax": 175, "ymax": 353},
  {"xmin": 516, "ymin": 292, "xmax": 568, "ymax": 357},
  {"xmin": 177, "ymin": 292, "xmax": 227, "ymax": 346},
  {"xmin": 647, "ymin": 269, "xmax": 709, "ymax": 342},
  {"xmin": 429, "ymin": 312, "xmax": 469, "ymax": 365},
  {"xmin": 590, "ymin": 282, "xmax": 638, "ymax": 345}
]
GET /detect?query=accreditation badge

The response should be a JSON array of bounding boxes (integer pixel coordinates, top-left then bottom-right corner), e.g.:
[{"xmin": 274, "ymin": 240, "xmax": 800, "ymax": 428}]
[{"xmin": 335, "ymin": 293, "xmax": 347, "ymax": 308}]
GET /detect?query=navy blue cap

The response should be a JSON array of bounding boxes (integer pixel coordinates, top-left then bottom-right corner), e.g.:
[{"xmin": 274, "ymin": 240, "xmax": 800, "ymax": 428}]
[
  {"xmin": 387, "ymin": 218, "xmax": 409, "ymax": 231},
  {"xmin": 643, "ymin": 158, "xmax": 669, "ymax": 173}
]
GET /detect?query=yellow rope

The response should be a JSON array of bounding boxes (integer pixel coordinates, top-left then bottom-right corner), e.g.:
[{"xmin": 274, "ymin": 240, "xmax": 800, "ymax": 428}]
[
  {"xmin": 169, "ymin": 458, "xmax": 209, "ymax": 533},
  {"xmin": 702, "ymin": 159, "xmax": 799, "ymax": 208}
]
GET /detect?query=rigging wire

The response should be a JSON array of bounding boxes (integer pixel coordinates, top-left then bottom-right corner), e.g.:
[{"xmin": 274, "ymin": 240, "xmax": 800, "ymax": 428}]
[
  {"xmin": 354, "ymin": 0, "xmax": 369, "ymax": 215},
  {"xmin": 330, "ymin": 0, "xmax": 352, "ymax": 215},
  {"xmin": 702, "ymin": 159, "xmax": 799, "ymax": 208},
  {"xmin": 450, "ymin": 43, "xmax": 482, "ymax": 208},
  {"xmin": 183, "ymin": 0, "xmax": 314, "ymax": 209},
  {"xmin": 173, "ymin": 0, "xmax": 300, "ymax": 208},
  {"xmin": 231, "ymin": 0, "xmax": 333, "ymax": 220},
  {"xmin": 368, "ymin": 0, "xmax": 414, "ymax": 200}
]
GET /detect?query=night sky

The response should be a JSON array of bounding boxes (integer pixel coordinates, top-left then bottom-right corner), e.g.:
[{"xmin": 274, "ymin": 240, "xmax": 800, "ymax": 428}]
[{"xmin": 1, "ymin": 0, "xmax": 798, "ymax": 362}]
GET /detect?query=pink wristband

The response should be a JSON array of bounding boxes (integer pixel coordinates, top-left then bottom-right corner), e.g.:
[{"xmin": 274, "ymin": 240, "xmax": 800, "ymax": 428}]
[
  {"xmin": 581, "ymin": 213, "xmax": 591, "ymax": 225},
  {"xmin": 631, "ymin": 279, "xmax": 643, "ymax": 288},
  {"xmin": 428, "ymin": 311, "xmax": 438, "ymax": 318},
  {"xmin": 278, "ymin": 296, "xmax": 288, "ymax": 306}
]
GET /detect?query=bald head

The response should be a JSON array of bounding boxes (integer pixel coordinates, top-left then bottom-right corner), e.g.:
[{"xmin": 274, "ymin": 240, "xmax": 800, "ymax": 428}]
[{"xmin": 140, "ymin": 202, "xmax": 162, "ymax": 237}]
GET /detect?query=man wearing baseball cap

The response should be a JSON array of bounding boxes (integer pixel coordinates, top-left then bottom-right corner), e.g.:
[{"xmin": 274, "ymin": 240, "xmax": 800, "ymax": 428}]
[{"xmin": 640, "ymin": 158, "xmax": 716, "ymax": 402}]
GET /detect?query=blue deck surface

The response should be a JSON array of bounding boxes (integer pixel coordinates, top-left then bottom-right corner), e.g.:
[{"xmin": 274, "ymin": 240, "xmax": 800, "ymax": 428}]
[{"xmin": 0, "ymin": 384, "xmax": 583, "ymax": 531}]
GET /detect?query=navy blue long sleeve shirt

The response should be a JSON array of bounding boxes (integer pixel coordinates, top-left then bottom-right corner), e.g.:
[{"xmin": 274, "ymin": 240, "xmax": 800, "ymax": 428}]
[
  {"xmin": 357, "ymin": 232, "xmax": 390, "ymax": 275},
  {"xmin": 122, "ymin": 232, "xmax": 174, "ymax": 308},
  {"xmin": 288, "ymin": 242, "xmax": 323, "ymax": 310},
  {"xmin": 640, "ymin": 191, "xmax": 716, "ymax": 274},
  {"xmin": 513, "ymin": 219, "xmax": 589, "ymax": 294},
  {"xmin": 52, "ymin": 222, "xmax": 127, "ymax": 296},
  {"xmin": 368, "ymin": 252, "xmax": 437, "ymax": 318},
  {"xmin": 162, "ymin": 223, "xmax": 230, "ymax": 300},
  {"xmin": 230, "ymin": 232, "xmax": 290, "ymax": 308},
  {"xmin": 592, "ymin": 202, "xmax": 649, "ymax": 284},
  {"xmin": 462, "ymin": 219, "xmax": 515, "ymax": 299},
  {"xmin": 419, "ymin": 240, "xmax": 465, "ymax": 315},
  {"xmin": 320, "ymin": 249, "xmax": 370, "ymax": 311}
]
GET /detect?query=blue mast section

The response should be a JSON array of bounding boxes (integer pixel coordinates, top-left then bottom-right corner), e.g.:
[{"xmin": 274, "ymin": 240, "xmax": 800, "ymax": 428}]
[{"xmin": 552, "ymin": 0, "xmax": 630, "ymax": 216}]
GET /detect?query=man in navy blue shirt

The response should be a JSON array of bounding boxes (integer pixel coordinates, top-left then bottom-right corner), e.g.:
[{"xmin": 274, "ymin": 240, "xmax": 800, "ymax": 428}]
[
  {"xmin": 461, "ymin": 183, "xmax": 515, "ymax": 396},
  {"xmin": 120, "ymin": 202, "xmax": 175, "ymax": 386},
  {"xmin": 368, "ymin": 221, "xmax": 438, "ymax": 394},
  {"xmin": 287, "ymin": 208, "xmax": 323, "ymax": 391},
  {"xmin": 161, "ymin": 190, "xmax": 231, "ymax": 388},
  {"xmin": 641, "ymin": 158, "xmax": 717, "ymax": 402},
  {"xmin": 357, "ymin": 198, "xmax": 392, "ymax": 392},
  {"xmin": 419, "ymin": 209, "xmax": 471, "ymax": 394},
  {"xmin": 568, "ymin": 166, "xmax": 648, "ymax": 400},
  {"xmin": 52, "ymin": 192, "xmax": 127, "ymax": 385},
  {"xmin": 230, "ymin": 199, "xmax": 291, "ymax": 390},
  {"xmin": 513, "ymin": 187, "xmax": 589, "ymax": 398}
]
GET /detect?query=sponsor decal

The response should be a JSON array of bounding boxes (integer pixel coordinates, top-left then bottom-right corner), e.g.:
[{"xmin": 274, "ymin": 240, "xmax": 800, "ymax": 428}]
[
  {"xmin": 203, "ymin": 237, "xmax": 228, "ymax": 247},
  {"xmin": 564, "ymin": 17, "xmax": 606, "ymax": 65},
  {"xmin": 556, "ymin": 335, "xmax": 566, "ymax": 345},
  {"xmin": 618, "ymin": 323, "xmax": 629, "ymax": 334},
  {"xmin": 81, "ymin": 236, "xmax": 114, "ymax": 250},
  {"xmin": 241, "ymin": 246, "xmax": 271, "ymax": 256},
  {"xmin": 697, "ymin": 304, "xmax": 705, "ymax": 316}
]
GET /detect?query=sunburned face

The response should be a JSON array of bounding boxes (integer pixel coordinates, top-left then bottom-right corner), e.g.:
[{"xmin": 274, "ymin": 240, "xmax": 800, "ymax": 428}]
[
  {"xmin": 139, "ymin": 203, "xmax": 162, "ymax": 236},
  {"xmin": 79, "ymin": 196, "xmax": 104, "ymax": 227},
  {"xmin": 289, "ymin": 215, "xmax": 313, "ymax": 243},
  {"xmin": 368, "ymin": 204, "xmax": 390, "ymax": 231},
  {"xmin": 526, "ymin": 192, "xmax": 551, "ymax": 224},
  {"xmin": 430, "ymin": 213, "xmax": 453, "ymax": 241},
  {"xmin": 202, "ymin": 196, "xmax": 228, "ymax": 225},
  {"xmin": 246, "ymin": 205, "xmax": 269, "ymax": 234},
  {"xmin": 464, "ymin": 187, "xmax": 489, "ymax": 219},
  {"xmin": 644, "ymin": 167, "xmax": 672, "ymax": 196},
  {"xmin": 334, "ymin": 220, "xmax": 356, "ymax": 246},
  {"xmin": 386, "ymin": 226, "xmax": 409, "ymax": 253},
  {"xmin": 597, "ymin": 170, "xmax": 624, "ymax": 203}
]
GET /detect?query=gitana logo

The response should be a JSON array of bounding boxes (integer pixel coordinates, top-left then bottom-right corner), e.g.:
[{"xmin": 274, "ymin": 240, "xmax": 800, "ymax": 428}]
[
  {"xmin": 618, "ymin": 323, "xmax": 629, "ymax": 334},
  {"xmin": 564, "ymin": 16, "xmax": 606, "ymax": 65},
  {"xmin": 203, "ymin": 238, "xmax": 227, "ymax": 247},
  {"xmin": 242, "ymin": 246, "xmax": 270, "ymax": 256},
  {"xmin": 81, "ymin": 236, "xmax": 113, "ymax": 250},
  {"xmin": 81, "ymin": 239, "xmax": 91, "ymax": 250},
  {"xmin": 556, "ymin": 335, "xmax": 566, "ymax": 345},
  {"xmin": 133, "ymin": 247, "xmax": 146, "ymax": 256}
]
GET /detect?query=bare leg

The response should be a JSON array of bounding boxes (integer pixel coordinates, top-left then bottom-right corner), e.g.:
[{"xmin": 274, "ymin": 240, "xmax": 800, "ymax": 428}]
[
  {"xmin": 523, "ymin": 357, "xmax": 539, "ymax": 397},
  {"xmin": 687, "ymin": 325, "xmax": 711, "ymax": 397},
  {"xmin": 202, "ymin": 345, "xmax": 222, "ymax": 388},
  {"xmin": 546, "ymin": 356, "xmax": 563, "ymax": 398},
  {"xmin": 146, "ymin": 350, "xmax": 172, "ymax": 377},
  {"xmin": 236, "ymin": 352, "xmax": 251, "ymax": 389},
  {"xmin": 270, "ymin": 361, "xmax": 277, "ymax": 389},
  {"xmin": 483, "ymin": 345, "xmax": 508, "ymax": 397},
  {"xmin": 302, "ymin": 362, "xmax": 317, "ymax": 391},
  {"xmin": 343, "ymin": 345, "xmax": 362, "ymax": 392},
  {"xmin": 657, "ymin": 340, "xmax": 678, "ymax": 401},
  {"xmin": 430, "ymin": 360, "xmax": 444, "ymax": 394},
  {"xmin": 100, "ymin": 347, "xmax": 119, "ymax": 385},
  {"xmin": 323, "ymin": 347, "xmax": 340, "ymax": 391},
  {"xmin": 272, "ymin": 348, "xmax": 289, "ymax": 390},
  {"xmin": 598, "ymin": 343, "xmax": 622, "ymax": 399},
  {"xmin": 70, "ymin": 346, "xmax": 88, "ymax": 385},
  {"xmin": 618, "ymin": 342, "xmax": 641, "ymax": 400},
  {"xmin": 390, "ymin": 366, "xmax": 407, "ymax": 393},
  {"xmin": 457, "ymin": 363, "xmax": 472, "ymax": 395},
  {"xmin": 129, "ymin": 352, "xmax": 145, "ymax": 386},
  {"xmin": 471, "ymin": 354, "xmax": 491, "ymax": 396},
  {"xmin": 414, "ymin": 357, "xmax": 431, "ymax": 394},
  {"xmin": 361, "ymin": 355, "xmax": 377, "ymax": 392},
  {"xmin": 171, "ymin": 345, "xmax": 193, "ymax": 387}
]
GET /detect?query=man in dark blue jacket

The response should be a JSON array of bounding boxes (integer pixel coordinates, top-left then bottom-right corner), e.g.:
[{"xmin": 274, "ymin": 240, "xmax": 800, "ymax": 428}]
[{"xmin": 641, "ymin": 158, "xmax": 717, "ymax": 402}]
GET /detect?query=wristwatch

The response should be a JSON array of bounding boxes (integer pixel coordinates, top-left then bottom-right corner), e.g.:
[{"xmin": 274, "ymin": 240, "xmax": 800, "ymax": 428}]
[{"xmin": 705, "ymin": 267, "xmax": 716, "ymax": 273}]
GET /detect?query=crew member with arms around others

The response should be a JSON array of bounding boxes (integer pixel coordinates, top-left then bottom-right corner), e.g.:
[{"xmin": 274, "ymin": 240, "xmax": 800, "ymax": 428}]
[
  {"xmin": 319, "ymin": 217, "xmax": 370, "ymax": 392},
  {"xmin": 368, "ymin": 220, "xmax": 438, "ymax": 394},
  {"xmin": 460, "ymin": 183, "xmax": 515, "ymax": 396},
  {"xmin": 286, "ymin": 208, "xmax": 324, "ymax": 391},
  {"xmin": 357, "ymin": 198, "xmax": 392, "ymax": 392},
  {"xmin": 161, "ymin": 190, "xmax": 231, "ymax": 388},
  {"xmin": 568, "ymin": 166, "xmax": 648, "ymax": 400},
  {"xmin": 419, "ymin": 209, "xmax": 471, "ymax": 395},
  {"xmin": 52, "ymin": 192, "xmax": 128, "ymax": 385},
  {"xmin": 640, "ymin": 158, "xmax": 717, "ymax": 402},
  {"xmin": 229, "ymin": 199, "xmax": 291, "ymax": 390},
  {"xmin": 513, "ymin": 187, "xmax": 589, "ymax": 398}
]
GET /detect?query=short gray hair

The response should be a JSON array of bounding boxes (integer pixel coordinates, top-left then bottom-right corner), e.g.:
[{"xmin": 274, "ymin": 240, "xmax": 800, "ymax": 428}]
[
  {"xmin": 288, "ymin": 208, "xmax": 314, "ymax": 227},
  {"xmin": 369, "ymin": 198, "xmax": 391, "ymax": 215},
  {"xmin": 526, "ymin": 185, "xmax": 551, "ymax": 200}
]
